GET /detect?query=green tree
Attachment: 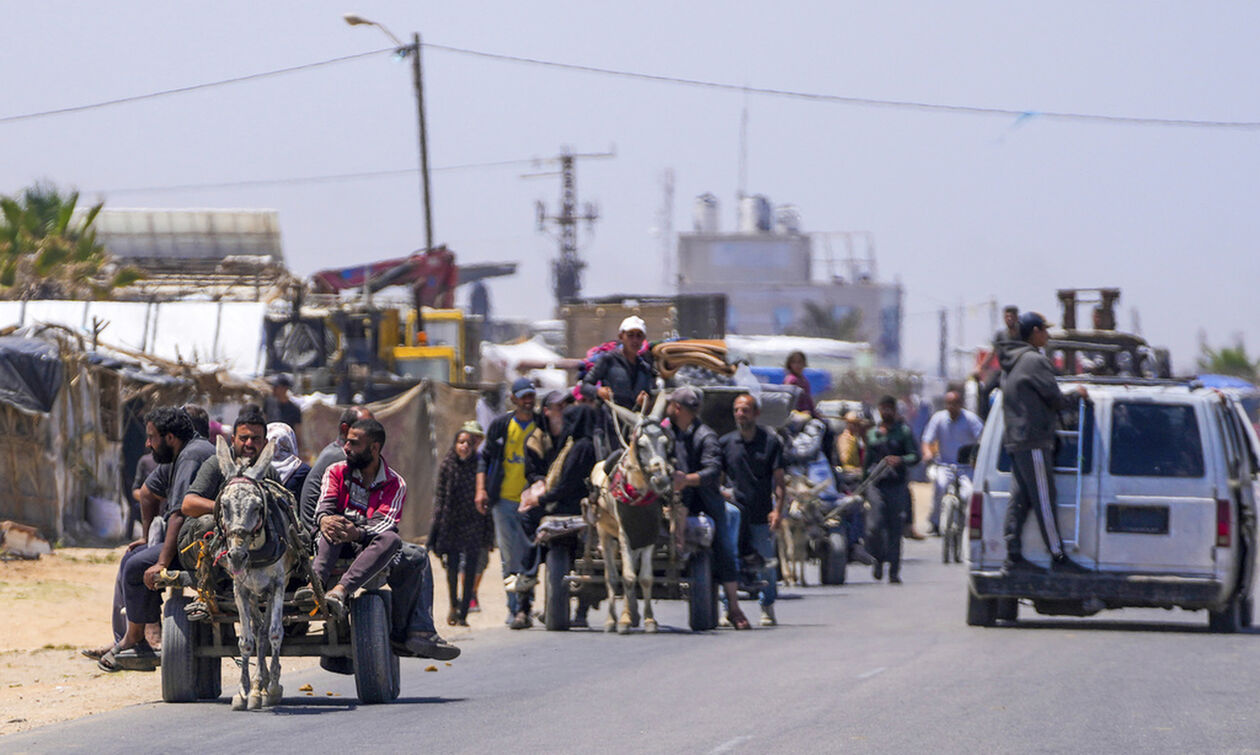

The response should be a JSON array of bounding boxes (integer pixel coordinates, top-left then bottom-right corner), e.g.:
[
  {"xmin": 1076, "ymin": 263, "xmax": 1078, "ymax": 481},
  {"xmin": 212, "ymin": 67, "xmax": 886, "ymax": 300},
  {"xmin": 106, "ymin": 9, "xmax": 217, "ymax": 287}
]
[
  {"xmin": 1197, "ymin": 340, "xmax": 1260, "ymax": 383},
  {"xmin": 786, "ymin": 301, "xmax": 864, "ymax": 341},
  {"xmin": 0, "ymin": 183, "xmax": 141, "ymax": 300}
]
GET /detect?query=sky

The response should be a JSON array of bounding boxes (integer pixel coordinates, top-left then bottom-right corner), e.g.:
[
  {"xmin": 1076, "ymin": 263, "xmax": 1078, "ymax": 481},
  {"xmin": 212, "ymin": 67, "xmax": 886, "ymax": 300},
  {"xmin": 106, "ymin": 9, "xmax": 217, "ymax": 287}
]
[{"xmin": 4, "ymin": 1, "xmax": 1259, "ymax": 374}]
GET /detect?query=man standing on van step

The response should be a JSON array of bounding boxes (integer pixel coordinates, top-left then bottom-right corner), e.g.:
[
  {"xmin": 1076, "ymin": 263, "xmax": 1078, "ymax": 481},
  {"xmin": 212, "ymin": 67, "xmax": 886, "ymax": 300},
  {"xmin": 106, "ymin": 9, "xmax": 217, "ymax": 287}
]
[{"xmin": 998, "ymin": 311, "xmax": 1090, "ymax": 575}]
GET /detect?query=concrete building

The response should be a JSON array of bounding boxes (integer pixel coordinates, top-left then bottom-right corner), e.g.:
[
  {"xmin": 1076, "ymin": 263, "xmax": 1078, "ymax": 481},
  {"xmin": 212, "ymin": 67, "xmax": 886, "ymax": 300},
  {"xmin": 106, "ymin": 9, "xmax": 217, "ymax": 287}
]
[{"xmin": 676, "ymin": 195, "xmax": 903, "ymax": 366}]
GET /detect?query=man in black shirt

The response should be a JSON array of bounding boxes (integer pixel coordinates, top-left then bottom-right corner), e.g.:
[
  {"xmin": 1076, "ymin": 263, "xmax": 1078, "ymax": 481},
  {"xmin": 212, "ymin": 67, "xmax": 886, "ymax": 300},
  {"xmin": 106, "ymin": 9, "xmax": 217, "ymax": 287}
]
[
  {"xmin": 264, "ymin": 373, "xmax": 302, "ymax": 429},
  {"xmin": 719, "ymin": 394, "xmax": 785, "ymax": 626},
  {"xmin": 669, "ymin": 386, "xmax": 751, "ymax": 630},
  {"xmin": 582, "ymin": 315, "xmax": 655, "ymax": 411}
]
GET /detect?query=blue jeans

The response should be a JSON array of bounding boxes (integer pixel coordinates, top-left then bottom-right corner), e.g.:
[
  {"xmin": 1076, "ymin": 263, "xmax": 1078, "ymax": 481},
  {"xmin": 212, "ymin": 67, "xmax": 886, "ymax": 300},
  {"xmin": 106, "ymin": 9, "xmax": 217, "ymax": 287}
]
[
  {"xmin": 491, "ymin": 498, "xmax": 531, "ymax": 615},
  {"xmin": 723, "ymin": 501, "xmax": 740, "ymax": 564},
  {"xmin": 748, "ymin": 523, "xmax": 777, "ymax": 607}
]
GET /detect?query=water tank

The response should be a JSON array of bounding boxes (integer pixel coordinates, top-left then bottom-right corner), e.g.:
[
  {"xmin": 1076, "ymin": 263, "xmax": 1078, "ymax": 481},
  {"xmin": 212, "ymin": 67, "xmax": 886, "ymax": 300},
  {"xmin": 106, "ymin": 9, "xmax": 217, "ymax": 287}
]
[
  {"xmin": 692, "ymin": 193, "xmax": 720, "ymax": 233},
  {"xmin": 738, "ymin": 195, "xmax": 772, "ymax": 233},
  {"xmin": 775, "ymin": 205, "xmax": 801, "ymax": 234}
]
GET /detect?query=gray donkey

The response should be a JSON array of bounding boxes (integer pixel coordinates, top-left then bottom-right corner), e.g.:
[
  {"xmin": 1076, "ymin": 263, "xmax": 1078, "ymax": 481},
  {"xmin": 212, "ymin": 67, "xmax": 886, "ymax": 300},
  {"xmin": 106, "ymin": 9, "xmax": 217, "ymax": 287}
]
[{"xmin": 213, "ymin": 436, "xmax": 297, "ymax": 711}]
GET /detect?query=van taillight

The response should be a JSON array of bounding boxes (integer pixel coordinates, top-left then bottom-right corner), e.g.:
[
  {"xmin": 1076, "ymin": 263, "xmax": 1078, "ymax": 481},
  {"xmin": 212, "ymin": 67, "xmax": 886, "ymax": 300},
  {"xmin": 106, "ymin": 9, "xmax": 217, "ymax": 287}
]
[
  {"xmin": 1216, "ymin": 499, "xmax": 1231, "ymax": 547},
  {"xmin": 969, "ymin": 492, "xmax": 984, "ymax": 539}
]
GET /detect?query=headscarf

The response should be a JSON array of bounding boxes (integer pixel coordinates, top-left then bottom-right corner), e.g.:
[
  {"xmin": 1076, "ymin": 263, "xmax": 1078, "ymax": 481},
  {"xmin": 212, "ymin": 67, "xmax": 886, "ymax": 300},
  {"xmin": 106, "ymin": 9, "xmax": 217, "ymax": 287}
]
[{"xmin": 266, "ymin": 422, "xmax": 303, "ymax": 483}]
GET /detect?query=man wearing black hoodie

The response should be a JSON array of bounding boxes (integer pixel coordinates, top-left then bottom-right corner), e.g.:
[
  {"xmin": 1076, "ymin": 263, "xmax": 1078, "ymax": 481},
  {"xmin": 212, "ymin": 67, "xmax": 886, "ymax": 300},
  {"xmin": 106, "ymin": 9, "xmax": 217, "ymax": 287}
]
[{"xmin": 998, "ymin": 311, "xmax": 1089, "ymax": 574}]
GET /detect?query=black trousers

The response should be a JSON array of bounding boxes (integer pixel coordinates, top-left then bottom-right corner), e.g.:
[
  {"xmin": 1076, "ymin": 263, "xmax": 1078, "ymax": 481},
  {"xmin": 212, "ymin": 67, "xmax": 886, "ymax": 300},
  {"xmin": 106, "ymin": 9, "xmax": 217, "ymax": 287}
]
[
  {"xmin": 1003, "ymin": 446, "xmax": 1066, "ymax": 560},
  {"xmin": 866, "ymin": 483, "xmax": 910, "ymax": 577}
]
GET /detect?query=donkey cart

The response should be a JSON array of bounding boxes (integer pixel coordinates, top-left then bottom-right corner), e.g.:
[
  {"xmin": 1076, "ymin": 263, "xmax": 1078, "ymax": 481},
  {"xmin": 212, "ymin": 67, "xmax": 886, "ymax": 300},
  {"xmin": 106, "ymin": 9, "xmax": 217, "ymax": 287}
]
[
  {"xmin": 159, "ymin": 572, "xmax": 401, "ymax": 705},
  {"xmin": 538, "ymin": 510, "xmax": 720, "ymax": 632}
]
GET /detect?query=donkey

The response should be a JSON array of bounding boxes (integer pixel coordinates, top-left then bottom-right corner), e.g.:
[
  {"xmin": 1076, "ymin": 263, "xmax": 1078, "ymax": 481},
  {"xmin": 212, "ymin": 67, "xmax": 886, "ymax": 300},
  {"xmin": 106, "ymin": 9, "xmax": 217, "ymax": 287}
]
[
  {"xmin": 213, "ymin": 436, "xmax": 297, "ymax": 711},
  {"xmin": 779, "ymin": 474, "xmax": 830, "ymax": 586},
  {"xmin": 589, "ymin": 390, "xmax": 683, "ymax": 634}
]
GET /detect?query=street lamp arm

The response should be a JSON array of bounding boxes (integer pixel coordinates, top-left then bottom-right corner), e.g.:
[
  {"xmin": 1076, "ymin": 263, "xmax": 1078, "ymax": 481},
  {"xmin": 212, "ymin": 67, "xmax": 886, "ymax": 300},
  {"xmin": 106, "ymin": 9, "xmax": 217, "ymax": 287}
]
[{"xmin": 343, "ymin": 13, "xmax": 406, "ymax": 47}]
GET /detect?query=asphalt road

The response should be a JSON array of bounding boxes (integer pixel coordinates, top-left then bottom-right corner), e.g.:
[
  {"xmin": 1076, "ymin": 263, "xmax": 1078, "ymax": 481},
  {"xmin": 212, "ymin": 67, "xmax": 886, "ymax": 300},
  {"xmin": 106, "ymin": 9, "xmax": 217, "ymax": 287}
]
[{"xmin": 9, "ymin": 538, "xmax": 1260, "ymax": 754}]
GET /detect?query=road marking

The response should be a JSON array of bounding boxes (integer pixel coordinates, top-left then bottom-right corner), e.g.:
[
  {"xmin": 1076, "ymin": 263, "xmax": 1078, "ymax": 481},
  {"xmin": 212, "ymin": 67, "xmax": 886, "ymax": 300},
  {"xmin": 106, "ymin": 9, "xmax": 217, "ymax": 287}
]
[
  {"xmin": 710, "ymin": 735, "xmax": 753, "ymax": 753},
  {"xmin": 857, "ymin": 666, "xmax": 887, "ymax": 680}
]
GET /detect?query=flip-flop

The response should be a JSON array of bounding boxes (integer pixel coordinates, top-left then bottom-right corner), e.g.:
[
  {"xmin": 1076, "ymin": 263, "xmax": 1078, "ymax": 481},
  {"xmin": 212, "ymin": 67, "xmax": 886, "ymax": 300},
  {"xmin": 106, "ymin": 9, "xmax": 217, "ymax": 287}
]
[{"xmin": 323, "ymin": 591, "xmax": 346, "ymax": 618}]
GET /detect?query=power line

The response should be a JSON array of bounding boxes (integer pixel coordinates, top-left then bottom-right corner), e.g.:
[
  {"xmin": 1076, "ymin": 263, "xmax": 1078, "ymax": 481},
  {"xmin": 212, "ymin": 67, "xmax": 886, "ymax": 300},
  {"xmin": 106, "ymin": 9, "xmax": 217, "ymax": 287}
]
[
  {"xmin": 0, "ymin": 47, "xmax": 394, "ymax": 125},
  {"xmin": 423, "ymin": 42, "xmax": 1260, "ymax": 130},
  {"xmin": 3, "ymin": 39, "xmax": 1255, "ymax": 133},
  {"xmin": 91, "ymin": 157, "xmax": 551, "ymax": 195}
]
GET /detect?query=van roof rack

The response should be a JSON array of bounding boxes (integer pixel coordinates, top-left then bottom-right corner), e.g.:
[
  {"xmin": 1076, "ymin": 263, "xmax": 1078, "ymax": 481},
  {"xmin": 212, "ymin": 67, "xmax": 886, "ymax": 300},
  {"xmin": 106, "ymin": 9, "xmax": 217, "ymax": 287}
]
[{"xmin": 1058, "ymin": 375, "xmax": 1203, "ymax": 389}]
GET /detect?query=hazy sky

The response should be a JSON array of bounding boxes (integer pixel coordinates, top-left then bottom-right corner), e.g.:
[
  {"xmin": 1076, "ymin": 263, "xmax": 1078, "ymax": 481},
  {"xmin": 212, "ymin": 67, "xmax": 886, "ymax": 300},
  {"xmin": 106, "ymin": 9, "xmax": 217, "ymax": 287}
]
[{"xmin": 5, "ymin": 2, "xmax": 1259, "ymax": 373}]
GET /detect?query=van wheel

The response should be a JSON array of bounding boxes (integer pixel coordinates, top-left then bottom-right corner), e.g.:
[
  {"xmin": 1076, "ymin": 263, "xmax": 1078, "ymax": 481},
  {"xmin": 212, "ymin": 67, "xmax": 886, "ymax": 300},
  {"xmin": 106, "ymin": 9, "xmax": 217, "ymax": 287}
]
[
  {"xmin": 966, "ymin": 592, "xmax": 997, "ymax": 627},
  {"xmin": 1208, "ymin": 596, "xmax": 1242, "ymax": 633},
  {"xmin": 1241, "ymin": 596, "xmax": 1254, "ymax": 628}
]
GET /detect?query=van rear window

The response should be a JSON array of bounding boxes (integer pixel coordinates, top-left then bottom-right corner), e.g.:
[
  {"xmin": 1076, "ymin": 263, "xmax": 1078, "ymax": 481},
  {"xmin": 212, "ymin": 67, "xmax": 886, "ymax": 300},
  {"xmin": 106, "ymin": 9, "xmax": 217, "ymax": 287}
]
[{"xmin": 1109, "ymin": 403, "xmax": 1204, "ymax": 478}]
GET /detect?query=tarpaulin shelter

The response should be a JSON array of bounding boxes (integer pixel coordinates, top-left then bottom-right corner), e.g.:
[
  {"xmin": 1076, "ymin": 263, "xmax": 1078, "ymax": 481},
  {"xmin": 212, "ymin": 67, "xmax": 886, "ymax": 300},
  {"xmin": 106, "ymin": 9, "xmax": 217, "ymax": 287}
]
[{"xmin": 0, "ymin": 323, "xmax": 266, "ymax": 544}]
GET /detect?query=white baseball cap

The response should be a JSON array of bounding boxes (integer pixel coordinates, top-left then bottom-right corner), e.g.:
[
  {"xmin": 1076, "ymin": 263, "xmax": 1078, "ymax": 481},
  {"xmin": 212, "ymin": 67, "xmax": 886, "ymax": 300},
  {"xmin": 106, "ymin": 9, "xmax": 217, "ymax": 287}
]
[{"xmin": 619, "ymin": 315, "xmax": 647, "ymax": 336}]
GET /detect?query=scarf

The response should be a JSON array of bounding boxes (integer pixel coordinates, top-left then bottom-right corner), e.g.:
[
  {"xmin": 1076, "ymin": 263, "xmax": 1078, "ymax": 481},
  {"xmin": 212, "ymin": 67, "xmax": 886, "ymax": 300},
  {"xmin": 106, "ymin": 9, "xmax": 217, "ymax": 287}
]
[{"xmin": 266, "ymin": 421, "xmax": 303, "ymax": 484}]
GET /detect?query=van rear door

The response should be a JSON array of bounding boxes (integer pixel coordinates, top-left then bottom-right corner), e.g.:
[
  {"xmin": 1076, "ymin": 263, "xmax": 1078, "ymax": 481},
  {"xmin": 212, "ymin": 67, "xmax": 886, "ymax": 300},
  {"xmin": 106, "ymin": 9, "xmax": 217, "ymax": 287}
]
[{"xmin": 1096, "ymin": 399, "xmax": 1215, "ymax": 574}]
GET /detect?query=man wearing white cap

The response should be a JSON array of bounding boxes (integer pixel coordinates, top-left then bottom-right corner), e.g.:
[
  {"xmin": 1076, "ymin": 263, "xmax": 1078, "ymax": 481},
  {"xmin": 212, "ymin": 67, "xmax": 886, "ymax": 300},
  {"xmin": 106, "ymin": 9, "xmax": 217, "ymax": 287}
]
[{"xmin": 581, "ymin": 315, "xmax": 656, "ymax": 410}]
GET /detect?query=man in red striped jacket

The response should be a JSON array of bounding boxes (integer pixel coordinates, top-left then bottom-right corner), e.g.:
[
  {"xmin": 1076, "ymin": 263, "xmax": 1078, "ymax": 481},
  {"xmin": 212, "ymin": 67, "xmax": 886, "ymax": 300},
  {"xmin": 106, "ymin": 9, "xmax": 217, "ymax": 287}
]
[{"xmin": 312, "ymin": 418, "xmax": 406, "ymax": 615}]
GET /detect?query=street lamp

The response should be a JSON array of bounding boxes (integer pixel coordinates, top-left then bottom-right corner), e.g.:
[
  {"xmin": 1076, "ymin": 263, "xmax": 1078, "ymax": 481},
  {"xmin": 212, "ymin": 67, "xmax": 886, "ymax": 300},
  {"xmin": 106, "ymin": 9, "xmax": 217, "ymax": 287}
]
[{"xmin": 344, "ymin": 13, "xmax": 434, "ymax": 254}]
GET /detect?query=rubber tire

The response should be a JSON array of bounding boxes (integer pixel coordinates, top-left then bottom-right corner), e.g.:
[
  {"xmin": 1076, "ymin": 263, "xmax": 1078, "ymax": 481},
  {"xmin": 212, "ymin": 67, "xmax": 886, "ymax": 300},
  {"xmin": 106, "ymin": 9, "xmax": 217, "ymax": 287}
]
[
  {"xmin": 688, "ymin": 549, "xmax": 717, "ymax": 631},
  {"xmin": 1208, "ymin": 596, "xmax": 1243, "ymax": 634},
  {"xmin": 996, "ymin": 597, "xmax": 1019, "ymax": 623},
  {"xmin": 1242, "ymin": 595, "xmax": 1254, "ymax": 628},
  {"xmin": 351, "ymin": 592, "xmax": 394, "ymax": 704},
  {"xmin": 194, "ymin": 621, "xmax": 222, "ymax": 701},
  {"xmin": 544, "ymin": 544, "xmax": 572, "ymax": 631},
  {"xmin": 321, "ymin": 655, "xmax": 354, "ymax": 675},
  {"xmin": 966, "ymin": 591, "xmax": 998, "ymax": 627},
  {"xmin": 161, "ymin": 595, "xmax": 198, "ymax": 703},
  {"xmin": 819, "ymin": 532, "xmax": 848, "ymax": 585}
]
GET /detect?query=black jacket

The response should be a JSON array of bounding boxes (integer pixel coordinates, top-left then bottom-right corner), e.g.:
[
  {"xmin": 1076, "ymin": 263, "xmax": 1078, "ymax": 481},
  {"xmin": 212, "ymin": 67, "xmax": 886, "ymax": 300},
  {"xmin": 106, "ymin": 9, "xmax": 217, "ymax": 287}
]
[
  {"xmin": 999, "ymin": 342, "xmax": 1077, "ymax": 451},
  {"xmin": 478, "ymin": 410, "xmax": 542, "ymax": 502},
  {"xmin": 583, "ymin": 349, "xmax": 655, "ymax": 409}
]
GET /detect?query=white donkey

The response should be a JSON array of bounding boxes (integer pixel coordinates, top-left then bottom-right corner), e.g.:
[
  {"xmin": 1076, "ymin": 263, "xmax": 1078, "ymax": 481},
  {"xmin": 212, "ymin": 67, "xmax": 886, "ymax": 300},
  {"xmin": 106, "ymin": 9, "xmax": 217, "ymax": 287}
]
[
  {"xmin": 589, "ymin": 390, "xmax": 683, "ymax": 634},
  {"xmin": 213, "ymin": 436, "xmax": 297, "ymax": 711}
]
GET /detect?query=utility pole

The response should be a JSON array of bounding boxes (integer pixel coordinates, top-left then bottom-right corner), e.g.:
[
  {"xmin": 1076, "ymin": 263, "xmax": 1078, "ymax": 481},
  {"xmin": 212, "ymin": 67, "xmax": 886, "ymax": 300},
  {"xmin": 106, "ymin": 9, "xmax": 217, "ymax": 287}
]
[
  {"xmin": 526, "ymin": 147, "xmax": 614, "ymax": 309},
  {"xmin": 938, "ymin": 308, "xmax": 948, "ymax": 378},
  {"xmin": 659, "ymin": 168, "xmax": 675, "ymax": 290},
  {"xmin": 411, "ymin": 32, "xmax": 433, "ymax": 253}
]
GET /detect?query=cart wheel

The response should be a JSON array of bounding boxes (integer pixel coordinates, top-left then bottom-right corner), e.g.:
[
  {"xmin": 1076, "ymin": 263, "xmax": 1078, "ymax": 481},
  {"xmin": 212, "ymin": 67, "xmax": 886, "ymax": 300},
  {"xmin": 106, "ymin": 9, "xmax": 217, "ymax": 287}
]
[
  {"xmin": 1242, "ymin": 595, "xmax": 1254, "ymax": 628},
  {"xmin": 351, "ymin": 592, "xmax": 394, "ymax": 703},
  {"xmin": 820, "ymin": 532, "xmax": 848, "ymax": 585},
  {"xmin": 544, "ymin": 543, "xmax": 572, "ymax": 631},
  {"xmin": 966, "ymin": 591, "xmax": 998, "ymax": 627},
  {"xmin": 161, "ymin": 594, "xmax": 199, "ymax": 703},
  {"xmin": 320, "ymin": 655, "xmax": 354, "ymax": 675},
  {"xmin": 996, "ymin": 598, "xmax": 1019, "ymax": 623},
  {"xmin": 688, "ymin": 549, "xmax": 717, "ymax": 631}
]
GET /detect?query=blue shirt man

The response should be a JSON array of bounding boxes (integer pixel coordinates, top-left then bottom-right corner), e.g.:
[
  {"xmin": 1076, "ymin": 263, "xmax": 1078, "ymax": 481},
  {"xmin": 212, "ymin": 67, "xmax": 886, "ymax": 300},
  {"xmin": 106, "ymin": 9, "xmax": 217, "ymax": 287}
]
[{"xmin": 921, "ymin": 390, "xmax": 984, "ymax": 532}]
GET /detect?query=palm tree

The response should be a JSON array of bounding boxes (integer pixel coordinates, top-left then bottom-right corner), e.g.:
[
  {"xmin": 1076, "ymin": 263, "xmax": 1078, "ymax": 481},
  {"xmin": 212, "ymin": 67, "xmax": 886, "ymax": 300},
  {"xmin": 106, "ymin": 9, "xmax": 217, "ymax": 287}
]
[
  {"xmin": 0, "ymin": 183, "xmax": 141, "ymax": 300},
  {"xmin": 1197, "ymin": 340, "xmax": 1260, "ymax": 383}
]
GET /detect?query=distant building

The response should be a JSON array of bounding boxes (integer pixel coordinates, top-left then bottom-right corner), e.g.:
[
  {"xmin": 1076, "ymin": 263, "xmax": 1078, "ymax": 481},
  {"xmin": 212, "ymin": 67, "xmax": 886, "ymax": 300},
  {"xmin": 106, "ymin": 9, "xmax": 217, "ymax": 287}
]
[
  {"xmin": 676, "ymin": 194, "xmax": 903, "ymax": 367},
  {"xmin": 87, "ymin": 208, "xmax": 288, "ymax": 302}
]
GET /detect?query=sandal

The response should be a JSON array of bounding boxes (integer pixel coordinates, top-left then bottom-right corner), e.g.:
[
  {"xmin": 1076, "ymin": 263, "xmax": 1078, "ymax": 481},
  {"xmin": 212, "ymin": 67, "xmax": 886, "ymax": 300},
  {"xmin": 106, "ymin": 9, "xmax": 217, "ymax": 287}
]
[
  {"xmin": 447, "ymin": 607, "xmax": 459, "ymax": 626},
  {"xmin": 81, "ymin": 642, "xmax": 119, "ymax": 661},
  {"xmin": 322, "ymin": 590, "xmax": 346, "ymax": 618},
  {"xmin": 98, "ymin": 642, "xmax": 159, "ymax": 673},
  {"xmin": 727, "ymin": 612, "xmax": 752, "ymax": 631}
]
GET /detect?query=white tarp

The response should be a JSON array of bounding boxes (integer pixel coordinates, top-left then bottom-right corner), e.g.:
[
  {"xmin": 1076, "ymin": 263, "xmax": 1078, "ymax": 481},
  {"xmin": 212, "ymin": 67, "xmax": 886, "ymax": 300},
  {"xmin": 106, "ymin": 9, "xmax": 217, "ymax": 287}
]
[
  {"xmin": 480, "ymin": 336, "xmax": 569, "ymax": 388},
  {"xmin": 0, "ymin": 300, "xmax": 266, "ymax": 375}
]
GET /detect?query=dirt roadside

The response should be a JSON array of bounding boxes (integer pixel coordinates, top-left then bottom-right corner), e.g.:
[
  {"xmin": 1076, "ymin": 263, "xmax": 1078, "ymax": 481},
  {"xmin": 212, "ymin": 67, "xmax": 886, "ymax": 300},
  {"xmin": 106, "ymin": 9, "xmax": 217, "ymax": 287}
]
[
  {"xmin": 1, "ymin": 485, "xmax": 935, "ymax": 737},
  {"xmin": 0, "ymin": 546, "xmax": 510, "ymax": 737}
]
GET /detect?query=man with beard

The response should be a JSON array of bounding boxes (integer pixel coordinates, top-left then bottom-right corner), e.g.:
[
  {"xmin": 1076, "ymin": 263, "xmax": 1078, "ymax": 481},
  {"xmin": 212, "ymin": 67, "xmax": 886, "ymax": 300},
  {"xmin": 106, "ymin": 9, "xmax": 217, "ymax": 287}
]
[
  {"xmin": 719, "ymin": 393, "xmax": 786, "ymax": 626},
  {"xmin": 183, "ymin": 408, "xmax": 458, "ymax": 660},
  {"xmin": 85, "ymin": 406, "xmax": 214, "ymax": 672},
  {"xmin": 311, "ymin": 418, "xmax": 460, "ymax": 659}
]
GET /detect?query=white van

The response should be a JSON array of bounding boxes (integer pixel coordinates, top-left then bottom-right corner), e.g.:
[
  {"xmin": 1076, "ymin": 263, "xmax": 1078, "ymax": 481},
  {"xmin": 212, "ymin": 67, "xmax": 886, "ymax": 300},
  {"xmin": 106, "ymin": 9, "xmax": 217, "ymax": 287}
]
[{"xmin": 966, "ymin": 377, "xmax": 1257, "ymax": 631}]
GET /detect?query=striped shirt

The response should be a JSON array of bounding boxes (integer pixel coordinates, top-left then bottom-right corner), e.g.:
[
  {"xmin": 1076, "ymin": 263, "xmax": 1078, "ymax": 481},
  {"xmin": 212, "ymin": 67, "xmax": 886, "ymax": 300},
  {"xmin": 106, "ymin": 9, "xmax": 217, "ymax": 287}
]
[{"xmin": 315, "ymin": 458, "xmax": 406, "ymax": 536}]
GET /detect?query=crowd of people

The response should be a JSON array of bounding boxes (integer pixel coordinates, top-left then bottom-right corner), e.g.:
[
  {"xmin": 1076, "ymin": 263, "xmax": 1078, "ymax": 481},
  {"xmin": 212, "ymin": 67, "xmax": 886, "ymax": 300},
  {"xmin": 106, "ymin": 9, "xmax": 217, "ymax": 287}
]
[{"xmin": 84, "ymin": 315, "xmax": 991, "ymax": 676}]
